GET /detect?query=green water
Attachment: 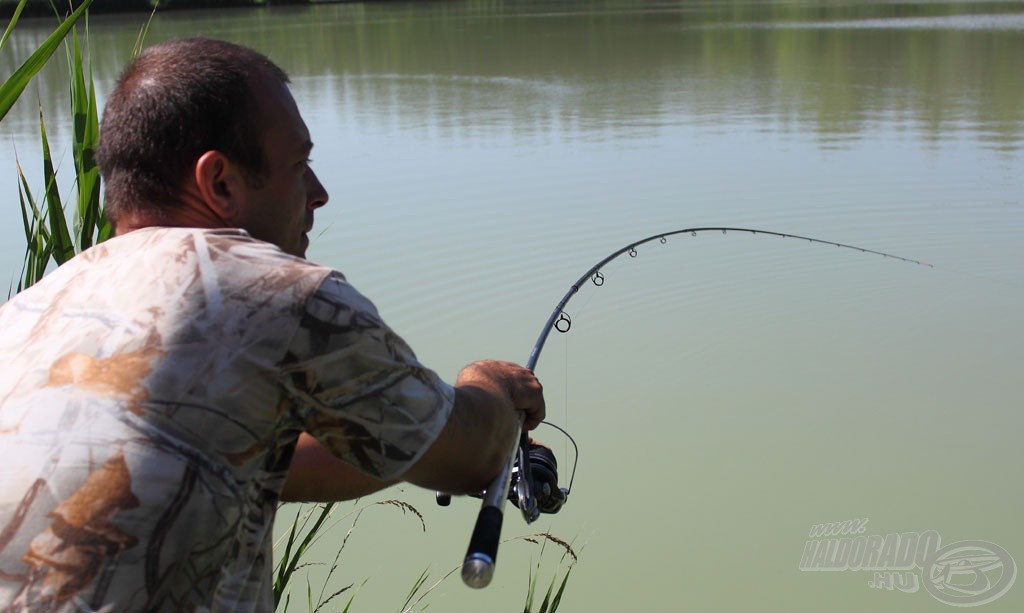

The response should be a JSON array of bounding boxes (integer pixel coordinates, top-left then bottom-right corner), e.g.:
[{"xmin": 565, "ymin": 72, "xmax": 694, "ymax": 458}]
[{"xmin": 2, "ymin": 1, "xmax": 1023, "ymax": 611}]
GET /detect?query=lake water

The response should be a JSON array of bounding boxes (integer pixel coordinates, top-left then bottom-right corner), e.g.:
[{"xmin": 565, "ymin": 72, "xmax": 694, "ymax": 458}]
[{"xmin": 2, "ymin": 1, "xmax": 1023, "ymax": 611}]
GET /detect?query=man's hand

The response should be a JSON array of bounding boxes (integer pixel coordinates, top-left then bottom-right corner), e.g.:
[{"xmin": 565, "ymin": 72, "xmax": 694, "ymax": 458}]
[
  {"xmin": 400, "ymin": 360, "xmax": 545, "ymax": 494},
  {"xmin": 455, "ymin": 360, "xmax": 545, "ymax": 431}
]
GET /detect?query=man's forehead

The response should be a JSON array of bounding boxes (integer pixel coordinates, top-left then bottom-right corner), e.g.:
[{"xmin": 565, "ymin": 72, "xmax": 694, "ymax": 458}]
[{"xmin": 250, "ymin": 74, "xmax": 311, "ymax": 146}]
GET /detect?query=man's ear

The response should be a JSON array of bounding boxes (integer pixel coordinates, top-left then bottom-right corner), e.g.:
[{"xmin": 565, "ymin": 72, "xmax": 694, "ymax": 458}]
[{"xmin": 194, "ymin": 151, "xmax": 247, "ymax": 223}]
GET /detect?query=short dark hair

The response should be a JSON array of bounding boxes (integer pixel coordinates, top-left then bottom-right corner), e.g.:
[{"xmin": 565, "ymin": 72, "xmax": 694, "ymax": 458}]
[{"xmin": 96, "ymin": 38, "xmax": 289, "ymax": 223}]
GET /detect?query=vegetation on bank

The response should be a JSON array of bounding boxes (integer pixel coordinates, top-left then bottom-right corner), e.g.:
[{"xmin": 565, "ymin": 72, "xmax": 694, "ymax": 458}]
[{"xmin": 1, "ymin": 0, "xmax": 319, "ymax": 18}]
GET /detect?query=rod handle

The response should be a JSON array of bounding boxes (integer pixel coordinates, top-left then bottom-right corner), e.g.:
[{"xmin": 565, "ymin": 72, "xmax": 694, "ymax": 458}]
[
  {"xmin": 461, "ymin": 505, "xmax": 503, "ymax": 588},
  {"xmin": 462, "ymin": 415, "xmax": 522, "ymax": 588}
]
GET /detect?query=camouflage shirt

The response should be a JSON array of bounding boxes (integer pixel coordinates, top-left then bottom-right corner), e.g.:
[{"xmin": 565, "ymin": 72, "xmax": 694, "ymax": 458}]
[{"xmin": 0, "ymin": 228, "xmax": 454, "ymax": 611}]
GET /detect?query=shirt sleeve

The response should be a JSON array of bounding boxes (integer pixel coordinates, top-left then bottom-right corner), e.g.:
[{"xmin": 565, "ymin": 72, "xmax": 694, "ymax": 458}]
[{"xmin": 278, "ymin": 271, "xmax": 455, "ymax": 480}]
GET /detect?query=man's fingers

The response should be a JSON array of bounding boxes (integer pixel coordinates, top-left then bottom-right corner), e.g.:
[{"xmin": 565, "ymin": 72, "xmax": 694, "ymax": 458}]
[
  {"xmin": 456, "ymin": 360, "xmax": 546, "ymax": 430},
  {"xmin": 509, "ymin": 368, "xmax": 545, "ymax": 430}
]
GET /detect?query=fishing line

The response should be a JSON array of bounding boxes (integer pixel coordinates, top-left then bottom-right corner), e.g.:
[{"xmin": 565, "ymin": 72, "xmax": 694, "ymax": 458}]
[
  {"xmin": 528, "ymin": 227, "xmax": 931, "ymax": 369},
  {"xmin": 459, "ymin": 225, "xmax": 931, "ymax": 589},
  {"xmin": 561, "ymin": 330, "xmax": 570, "ymax": 481}
]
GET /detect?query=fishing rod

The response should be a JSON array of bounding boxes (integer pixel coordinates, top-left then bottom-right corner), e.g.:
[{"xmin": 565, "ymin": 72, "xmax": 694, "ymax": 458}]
[{"xmin": 453, "ymin": 226, "xmax": 932, "ymax": 588}]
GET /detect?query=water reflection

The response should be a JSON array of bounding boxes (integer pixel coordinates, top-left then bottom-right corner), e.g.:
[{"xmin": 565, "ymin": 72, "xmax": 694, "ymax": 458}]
[{"xmin": 3, "ymin": 1, "xmax": 1022, "ymax": 151}]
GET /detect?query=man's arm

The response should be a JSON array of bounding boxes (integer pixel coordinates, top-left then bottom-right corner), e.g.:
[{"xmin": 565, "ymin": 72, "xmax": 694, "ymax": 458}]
[
  {"xmin": 281, "ymin": 360, "xmax": 544, "ymax": 502},
  {"xmin": 281, "ymin": 434, "xmax": 396, "ymax": 502}
]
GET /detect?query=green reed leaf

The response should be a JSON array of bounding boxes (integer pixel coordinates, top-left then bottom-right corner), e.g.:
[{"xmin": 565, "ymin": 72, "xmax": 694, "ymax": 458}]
[
  {"xmin": 1, "ymin": 0, "xmax": 29, "ymax": 51},
  {"xmin": 37, "ymin": 108, "xmax": 74, "ymax": 265},
  {"xmin": 0, "ymin": 0, "xmax": 93, "ymax": 122},
  {"xmin": 16, "ymin": 162, "xmax": 51, "ymax": 291},
  {"xmin": 69, "ymin": 23, "xmax": 102, "ymax": 250}
]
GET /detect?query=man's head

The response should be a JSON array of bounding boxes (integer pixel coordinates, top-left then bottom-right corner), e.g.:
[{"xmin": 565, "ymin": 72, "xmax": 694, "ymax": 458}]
[{"xmin": 96, "ymin": 37, "xmax": 328, "ymax": 257}]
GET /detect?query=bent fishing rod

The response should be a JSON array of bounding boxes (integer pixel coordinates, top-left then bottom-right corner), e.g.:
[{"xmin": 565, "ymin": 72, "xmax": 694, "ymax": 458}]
[{"xmin": 450, "ymin": 226, "xmax": 931, "ymax": 588}]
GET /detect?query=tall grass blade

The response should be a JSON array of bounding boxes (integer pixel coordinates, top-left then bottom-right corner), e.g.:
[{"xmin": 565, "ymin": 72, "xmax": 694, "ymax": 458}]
[
  {"xmin": 313, "ymin": 583, "xmax": 353, "ymax": 613},
  {"xmin": 523, "ymin": 557, "xmax": 540, "ymax": 613},
  {"xmin": 274, "ymin": 503, "xmax": 335, "ymax": 608},
  {"xmin": 516, "ymin": 534, "xmax": 577, "ymax": 613},
  {"xmin": 0, "ymin": 0, "xmax": 93, "ymax": 122},
  {"xmin": 68, "ymin": 23, "xmax": 103, "ymax": 250},
  {"xmin": 341, "ymin": 594, "xmax": 356, "ymax": 613},
  {"xmin": 37, "ymin": 108, "xmax": 74, "ymax": 265},
  {"xmin": 399, "ymin": 568, "xmax": 431, "ymax": 612},
  {"xmin": 400, "ymin": 562, "xmax": 462, "ymax": 613},
  {"xmin": 274, "ymin": 509, "xmax": 302, "ymax": 608},
  {"xmin": 131, "ymin": 5, "xmax": 159, "ymax": 60},
  {"xmin": 546, "ymin": 568, "xmax": 572, "ymax": 612},
  {"xmin": 16, "ymin": 160, "xmax": 52, "ymax": 292},
  {"xmin": 1, "ymin": 0, "xmax": 28, "ymax": 51}
]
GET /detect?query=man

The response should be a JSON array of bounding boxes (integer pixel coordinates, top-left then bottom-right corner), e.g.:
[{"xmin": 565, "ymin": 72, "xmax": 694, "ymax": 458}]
[{"xmin": 0, "ymin": 38, "xmax": 545, "ymax": 610}]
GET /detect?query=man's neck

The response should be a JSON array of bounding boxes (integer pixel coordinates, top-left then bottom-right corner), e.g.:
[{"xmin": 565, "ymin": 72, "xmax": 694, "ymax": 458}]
[{"xmin": 114, "ymin": 190, "xmax": 231, "ymax": 237}]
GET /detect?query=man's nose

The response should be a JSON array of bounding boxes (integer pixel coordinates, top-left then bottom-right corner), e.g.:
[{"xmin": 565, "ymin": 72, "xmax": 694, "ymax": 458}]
[{"xmin": 307, "ymin": 168, "xmax": 329, "ymax": 209}]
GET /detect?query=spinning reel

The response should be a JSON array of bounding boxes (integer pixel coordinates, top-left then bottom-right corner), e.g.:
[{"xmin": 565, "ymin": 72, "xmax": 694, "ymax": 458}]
[
  {"xmin": 435, "ymin": 438, "xmax": 572, "ymax": 517},
  {"xmin": 436, "ymin": 424, "xmax": 577, "ymax": 588}
]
